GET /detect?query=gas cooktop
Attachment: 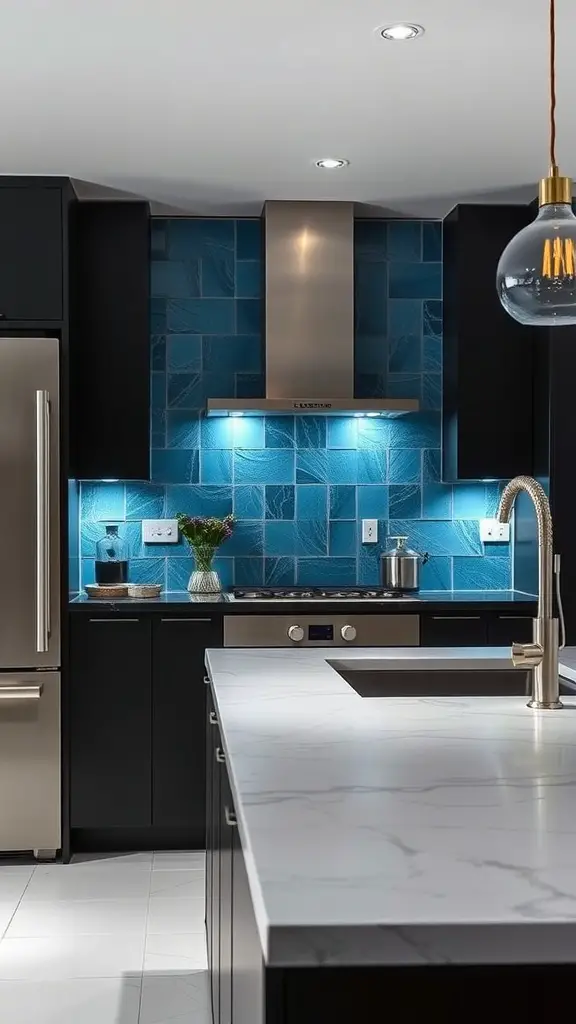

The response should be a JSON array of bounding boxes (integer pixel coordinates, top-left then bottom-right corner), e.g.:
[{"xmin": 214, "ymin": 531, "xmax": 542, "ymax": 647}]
[{"xmin": 228, "ymin": 587, "xmax": 420, "ymax": 602}]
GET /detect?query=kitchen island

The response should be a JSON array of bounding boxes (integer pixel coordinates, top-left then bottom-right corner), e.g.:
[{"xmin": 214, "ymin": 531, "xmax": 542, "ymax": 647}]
[{"xmin": 205, "ymin": 645, "xmax": 576, "ymax": 1021}]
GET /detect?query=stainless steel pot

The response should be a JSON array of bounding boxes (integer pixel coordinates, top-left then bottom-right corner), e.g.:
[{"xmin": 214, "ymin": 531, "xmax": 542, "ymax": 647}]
[{"xmin": 381, "ymin": 536, "xmax": 429, "ymax": 593}]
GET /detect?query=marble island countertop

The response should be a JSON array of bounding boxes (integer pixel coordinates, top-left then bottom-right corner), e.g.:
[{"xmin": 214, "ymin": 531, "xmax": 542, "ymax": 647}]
[{"xmin": 206, "ymin": 644, "xmax": 576, "ymax": 967}]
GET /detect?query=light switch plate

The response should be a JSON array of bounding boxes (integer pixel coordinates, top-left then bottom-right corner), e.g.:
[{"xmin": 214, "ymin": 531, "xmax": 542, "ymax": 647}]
[
  {"xmin": 142, "ymin": 519, "xmax": 179, "ymax": 544},
  {"xmin": 480, "ymin": 519, "xmax": 510, "ymax": 543},
  {"xmin": 362, "ymin": 519, "xmax": 378, "ymax": 543}
]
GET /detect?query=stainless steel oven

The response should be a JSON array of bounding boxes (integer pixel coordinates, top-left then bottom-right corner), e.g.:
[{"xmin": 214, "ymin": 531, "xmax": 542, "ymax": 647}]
[{"xmin": 223, "ymin": 614, "xmax": 420, "ymax": 648}]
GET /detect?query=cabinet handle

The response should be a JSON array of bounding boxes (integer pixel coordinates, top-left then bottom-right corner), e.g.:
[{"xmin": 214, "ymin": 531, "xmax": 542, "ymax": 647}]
[
  {"xmin": 216, "ymin": 747, "xmax": 226, "ymax": 763},
  {"xmin": 432, "ymin": 616, "xmax": 481, "ymax": 621},
  {"xmin": 35, "ymin": 390, "xmax": 50, "ymax": 654},
  {"xmin": 499, "ymin": 615, "xmax": 530, "ymax": 620},
  {"xmin": 225, "ymin": 807, "xmax": 237, "ymax": 827},
  {"xmin": 209, "ymin": 711, "xmax": 218, "ymax": 726},
  {"xmin": 89, "ymin": 618, "xmax": 140, "ymax": 623},
  {"xmin": 0, "ymin": 683, "xmax": 43, "ymax": 702},
  {"xmin": 160, "ymin": 617, "xmax": 212, "ymax": 623}
]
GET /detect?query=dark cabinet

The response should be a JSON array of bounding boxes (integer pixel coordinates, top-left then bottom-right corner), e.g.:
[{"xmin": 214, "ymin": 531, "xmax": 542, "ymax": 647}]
[
  {"xmin": 205, "ymin": 692, "xmax": 214, "ymax": 1002},
  {"xmin": 220, "ymin": 768, "xmax": 234, "ymax": 1024},
  {"xmin": 207, "ymin": 692, "xmax": 222, "ymax": 1023},
  {"xmin": 232, "ymin": 821, "xmax": 264, "ymax": 1024},
  {"xmin": 206, "ymin": 685, "xmax": 263, "ymax": 1024},
  {"xmin": 0, "ymin": 185, "xmax": 63, "ymax": 321},
  {"xmin": 70, "ymin": 615, "xmax": 152, "ymax": 828},
  {"xmin": 487, "ymin": 614, "xmax": 533, "ymax": 646},
  {"xmin": 70, "ymin": 610, "xmax": 222, "ymax": 846},
  {"xmin": 152, "ymin": 616, "xmax": 220, "ymax": 840},
  {"xmin": 71, "ymin": 200, "xmax": 150, "ymax": 480},
  {"xmin": 532, "ymin": 330, "xmax": 576, "ymax": 642},
  {"xmin": 421, "ymin": 611, "xmax": 536, "ymax": 647},
  {"xmin": 442, "ymin": 204, "xmax": 536, "ymax": 481},
  {"xmin": 421, "ymin": 613, "xmax": 487, "ymax": 647}
]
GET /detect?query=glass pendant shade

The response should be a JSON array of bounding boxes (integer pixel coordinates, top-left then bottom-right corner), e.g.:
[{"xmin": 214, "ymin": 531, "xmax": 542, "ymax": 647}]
[
  {"xmin": 496, "ymin": 1, "xmax": 576, "ymax": 326},
  {"xmin": 497, "ymin": 201, "xmax": 576, "ymax": 326}
]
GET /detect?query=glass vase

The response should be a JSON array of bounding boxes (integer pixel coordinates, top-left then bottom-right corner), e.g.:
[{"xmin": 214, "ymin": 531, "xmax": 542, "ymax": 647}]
[{"xmin": 188, "ymin": 544, "xmax": 221, "ymax": 594}]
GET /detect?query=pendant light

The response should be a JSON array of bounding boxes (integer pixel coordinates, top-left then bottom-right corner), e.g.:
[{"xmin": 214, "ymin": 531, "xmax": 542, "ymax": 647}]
[{"xmin": 497, "ymin": 0, "xmax": 576, "ymax": 326}]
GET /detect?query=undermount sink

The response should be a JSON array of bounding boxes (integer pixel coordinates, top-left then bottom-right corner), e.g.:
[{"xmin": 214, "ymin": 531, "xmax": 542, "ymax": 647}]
[{"xmin": 328, "ymin": 659, "xmax": 575, "ymax": 699}]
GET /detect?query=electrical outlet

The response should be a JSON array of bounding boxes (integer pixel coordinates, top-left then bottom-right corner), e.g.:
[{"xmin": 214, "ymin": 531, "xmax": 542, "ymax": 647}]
[
  {"xmin": 362, "ymin": 519, "xmax": 378, "ymax": 544},
  {"xmin": 142, "ymin": 519, "xmax": 179, "ymax": 544},
  {"xmin": 480, "ymin": 518, "xmax": 510, "ymax": 543}
]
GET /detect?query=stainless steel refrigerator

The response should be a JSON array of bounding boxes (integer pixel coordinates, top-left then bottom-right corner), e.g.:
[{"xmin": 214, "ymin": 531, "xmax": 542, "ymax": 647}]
[{"xmin": 0, "ymin": 337, "xmax": 61, "ymax": 857}]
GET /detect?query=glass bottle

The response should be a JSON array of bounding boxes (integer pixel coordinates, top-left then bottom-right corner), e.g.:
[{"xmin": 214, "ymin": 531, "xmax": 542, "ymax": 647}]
[{"xmin": 95, "ymin": 525, "xmax": 128, "ymax": 585}]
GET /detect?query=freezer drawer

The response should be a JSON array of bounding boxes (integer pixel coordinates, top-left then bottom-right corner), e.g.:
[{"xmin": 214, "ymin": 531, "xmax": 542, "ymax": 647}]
[{"xmin": 0, "ymin": 672, "xmax": 60, "ymax": 854}]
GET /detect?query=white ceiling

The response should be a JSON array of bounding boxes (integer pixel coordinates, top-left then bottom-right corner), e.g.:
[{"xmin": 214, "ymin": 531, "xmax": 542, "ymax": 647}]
[{"xmin": 1, "ymin": 0, "xmax": 574, "ymax": 215}]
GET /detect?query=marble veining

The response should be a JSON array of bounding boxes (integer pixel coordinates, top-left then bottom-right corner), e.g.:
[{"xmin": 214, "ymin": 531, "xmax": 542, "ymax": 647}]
[{"xmin": 206, "ymin": 645, "xmax": 576, "ymax": 967}]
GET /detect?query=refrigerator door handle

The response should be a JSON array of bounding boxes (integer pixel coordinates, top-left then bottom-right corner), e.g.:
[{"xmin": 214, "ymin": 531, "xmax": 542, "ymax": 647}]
[
  {"xmin": 0, "ymin": 683, "xmax": 43, "ymax": 701},
  {"xmin": 35, "ymin": 390, "xmax": 50, "ymax": 654}
]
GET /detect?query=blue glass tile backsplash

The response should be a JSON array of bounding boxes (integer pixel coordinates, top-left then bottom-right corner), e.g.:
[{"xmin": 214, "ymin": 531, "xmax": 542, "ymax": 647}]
[{"xmin": 77, "ymin": 218, "xmax": 512, "ymax": 592}]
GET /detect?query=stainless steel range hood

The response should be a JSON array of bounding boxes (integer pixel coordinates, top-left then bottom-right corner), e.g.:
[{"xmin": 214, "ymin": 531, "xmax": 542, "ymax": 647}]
[{"xmin": 206, "ymin": 201, "xmax": 419, "ymax": 417}]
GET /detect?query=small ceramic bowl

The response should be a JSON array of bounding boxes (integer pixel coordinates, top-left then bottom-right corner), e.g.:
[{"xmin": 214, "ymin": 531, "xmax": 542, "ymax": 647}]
[
  {"xmin": 85, "ymin": 584, "xmax": 129, "ymax": 599},
  {"xmin": 127, "ymin": 584, "xmax": 162, "ymax": 599}
]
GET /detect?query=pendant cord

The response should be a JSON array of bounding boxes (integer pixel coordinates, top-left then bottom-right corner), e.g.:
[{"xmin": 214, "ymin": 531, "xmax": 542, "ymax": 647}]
[{"xmin": 550, "ymin": 0, "xmax": 556, "ymax": 170}]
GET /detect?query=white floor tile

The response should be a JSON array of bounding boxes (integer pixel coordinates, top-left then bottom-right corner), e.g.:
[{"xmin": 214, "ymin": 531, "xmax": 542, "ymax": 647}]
[
  {"xmin": 0, "ymin": 866, "xmax": 34, "ymax": 880},
  {"xmin": 150, "ymin": 871, "xmax": 205, "ymax": 900},
  {"xmin": 0, "ymin": 903, "xmax": 19, "ymax": 937},
  {"xmin": 0, "ymin": 861, "xmax": 37, "ymax": 871},
  {"xmin": 23, "ymin": 867, "xmax": 152, "ymax": 902},
  {"xmin": 0, "ymin": 874, "xmax": 32, "ymax": 901},
  {"xmin": 146, "ymin": 898, "xmax": 205, "ymax": 936},
  {"xmin": 144, "ymin": 933, "xmax": 208, "ymax": 974},
  {"xmin": 0, "ymin": 933, "xmax": 146, "ymax": 978},
  {"xmin": 139, "ymin": 972, "xmax": 210, "ymax": 1024},
  {"xmin": 0, "ymin": 933, "xmax": 146, "ymax": 980},
  {"xmin": 0, "ymin": 976, "xmax": 141, "ymax": 1024},
  {"xmin": 152, "ymin": 851, "xmax": 205, "ymax": 871},
  {"xmin": 6, "ymin": 898, "xmax": 149, "ymax": 937},
  {"xmin": 0, "ymin": 853, "xmax": 212, "ymax": 1018},
  {"xmin": 71, "ymin": 852, "xmax": 153, "ymax": 868}
]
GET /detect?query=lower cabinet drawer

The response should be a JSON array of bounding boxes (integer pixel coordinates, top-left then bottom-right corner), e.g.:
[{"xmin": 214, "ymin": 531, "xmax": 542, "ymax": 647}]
[
  {"xmin": 487, "ymin": 615, "xmax": 533, "ymax": 646},
  {"xmin": 421, "ymin": 615, "xmax": 488, "ymax": 647}
]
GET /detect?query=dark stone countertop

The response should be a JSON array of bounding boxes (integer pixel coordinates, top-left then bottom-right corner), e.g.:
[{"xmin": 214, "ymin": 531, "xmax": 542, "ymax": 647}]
[
  {"xmin": 69, "ymin": 590, "xmax": 537, "ymax": 613},
  {"xmin": 418, "ymin": 590, "xmax": 536, "ymax": 604}
]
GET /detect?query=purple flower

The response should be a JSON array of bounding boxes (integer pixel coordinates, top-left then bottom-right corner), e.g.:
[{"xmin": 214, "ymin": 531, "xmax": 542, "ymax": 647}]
[{"xmin": 176, "ymin": 510, "xmax": 235, "ymax": 549}]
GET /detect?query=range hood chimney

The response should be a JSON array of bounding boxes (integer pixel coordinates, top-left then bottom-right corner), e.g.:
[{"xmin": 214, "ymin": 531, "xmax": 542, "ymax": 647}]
[{"xmin": 206, "ymin": 201, "xmax": 419, "ymax": 416}]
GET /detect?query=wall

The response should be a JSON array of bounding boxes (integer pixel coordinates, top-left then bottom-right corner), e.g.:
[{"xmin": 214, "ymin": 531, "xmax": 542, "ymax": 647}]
[{"xmin": 77, "ymin": 218, "xmax": 512, "ymax": 592}]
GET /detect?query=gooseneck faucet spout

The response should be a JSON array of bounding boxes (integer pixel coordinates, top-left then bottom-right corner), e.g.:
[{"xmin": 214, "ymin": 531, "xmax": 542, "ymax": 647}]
[{"xmin": 497, "ymin": 476, "xmax": 562, "ymax": 709}]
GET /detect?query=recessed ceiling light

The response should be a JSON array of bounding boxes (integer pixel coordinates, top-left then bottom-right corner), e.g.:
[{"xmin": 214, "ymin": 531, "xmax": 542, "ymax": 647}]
[
  {"xmin": 315, "ymin": 158, "xmax": 349, "ymax": 170},
  {"xmin": 379, "ymin": 23, "xmax": 424, "ymax": 41}
]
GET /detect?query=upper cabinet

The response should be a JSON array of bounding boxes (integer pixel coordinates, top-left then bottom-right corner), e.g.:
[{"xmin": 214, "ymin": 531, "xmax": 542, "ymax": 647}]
[
  {"xmin": 0, "ymin": 183, "xmax": 64, "ymax": 321},
  {"xmin": 70, "ymin": 200, "xmax": 150, "ymax": 481},
  {"xmin": 442, "ymin": 204, "xmax": 537, "ymax": 482}
]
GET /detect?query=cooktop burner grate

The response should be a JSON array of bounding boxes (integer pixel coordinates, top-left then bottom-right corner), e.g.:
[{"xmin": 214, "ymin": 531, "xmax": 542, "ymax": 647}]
[{"xmin": 231, "ymin": 587, "xmax": 416, "ymax": 600}]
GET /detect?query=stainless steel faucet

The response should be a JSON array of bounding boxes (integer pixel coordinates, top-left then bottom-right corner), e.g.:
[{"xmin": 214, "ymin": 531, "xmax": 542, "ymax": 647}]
[{"xmin": 496, "ymin": 475, "xmax": 562, "ymax": 709}]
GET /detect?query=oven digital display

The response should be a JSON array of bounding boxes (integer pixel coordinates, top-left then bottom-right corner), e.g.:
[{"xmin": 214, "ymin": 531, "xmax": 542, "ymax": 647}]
[{"xmin": 308, "ymin": 624, "xmax": 334, "ymax": 641}]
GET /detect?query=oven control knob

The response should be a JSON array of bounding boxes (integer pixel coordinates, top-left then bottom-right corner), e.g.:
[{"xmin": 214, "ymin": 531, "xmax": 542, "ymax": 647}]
[
  {"xmin": 288, "ymin": 625, "xmax": 304, "ymax": 643},
  {"xmin": 341, "ymin": 624, "xmax": 357, "ymax": 642}
]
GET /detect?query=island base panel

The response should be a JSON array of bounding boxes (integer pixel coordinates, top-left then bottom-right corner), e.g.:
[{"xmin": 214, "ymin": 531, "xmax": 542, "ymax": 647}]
[{"xmin": 264, "ymin": 964, "xmax": 576, "ymax": 1022}]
